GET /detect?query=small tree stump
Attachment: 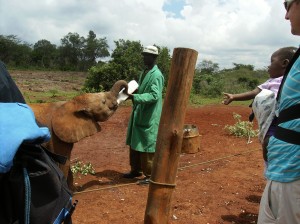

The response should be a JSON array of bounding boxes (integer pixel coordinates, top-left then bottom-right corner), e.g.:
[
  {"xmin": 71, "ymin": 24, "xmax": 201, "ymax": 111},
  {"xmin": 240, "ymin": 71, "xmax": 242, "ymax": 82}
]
[{"xmin": 181, "ymin": 124, "xmax": 200, "ymax": 154}]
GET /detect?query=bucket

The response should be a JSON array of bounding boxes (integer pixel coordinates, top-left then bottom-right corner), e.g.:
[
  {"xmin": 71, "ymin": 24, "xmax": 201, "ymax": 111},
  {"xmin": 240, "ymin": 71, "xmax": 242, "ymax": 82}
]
[{"xmin": 181, "ymin": 124, "xmax": 200, "ymax": 154}]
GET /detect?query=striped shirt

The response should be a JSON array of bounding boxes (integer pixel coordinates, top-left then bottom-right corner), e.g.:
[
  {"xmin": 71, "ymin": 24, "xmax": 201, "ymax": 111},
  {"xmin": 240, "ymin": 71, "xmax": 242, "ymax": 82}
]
[{"xmin": 266, "ymin": 52, "xmax": 300, "ymax": 182}]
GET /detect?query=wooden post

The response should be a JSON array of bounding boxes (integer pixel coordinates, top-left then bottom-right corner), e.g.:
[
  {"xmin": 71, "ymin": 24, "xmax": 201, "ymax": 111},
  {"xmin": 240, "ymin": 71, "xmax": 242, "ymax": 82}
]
[{"xmin": 144, "ymin": 48, "xmax": 198, "ymax": 224}]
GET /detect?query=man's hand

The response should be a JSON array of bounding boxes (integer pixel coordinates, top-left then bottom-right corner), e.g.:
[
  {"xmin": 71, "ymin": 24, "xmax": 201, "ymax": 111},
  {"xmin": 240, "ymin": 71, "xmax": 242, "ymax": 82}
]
[
  {"xmin": 126, "ymin": 93, "xmax": 134, "ymax": 100},
  {"xmin": 125, "ymin": 88, "xmax": 138, "ymax": 100},
  {"xmin": 222, "ymin": 92, "xmax": 233, "ymax": 105}
]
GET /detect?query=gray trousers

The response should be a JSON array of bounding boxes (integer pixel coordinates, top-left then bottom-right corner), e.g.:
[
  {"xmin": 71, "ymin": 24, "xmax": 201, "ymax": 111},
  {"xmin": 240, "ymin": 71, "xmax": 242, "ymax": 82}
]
[{"xmin": 258, "ymin": 179, "xmax": 300, "ymax": 224}]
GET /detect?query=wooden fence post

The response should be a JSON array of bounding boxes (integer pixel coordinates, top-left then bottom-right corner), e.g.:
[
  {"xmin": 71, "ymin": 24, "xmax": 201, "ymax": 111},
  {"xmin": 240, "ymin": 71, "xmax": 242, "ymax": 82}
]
[{"xmin": 144, "ymin": 48, "xmax": 198, "ymax": 224}]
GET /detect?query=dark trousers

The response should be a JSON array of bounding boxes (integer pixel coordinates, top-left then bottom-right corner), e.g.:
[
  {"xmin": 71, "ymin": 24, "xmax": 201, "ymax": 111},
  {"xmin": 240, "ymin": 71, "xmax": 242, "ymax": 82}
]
[{"xmin": 129, "ymin": 148, "xmax": 154, "ymax": 178}]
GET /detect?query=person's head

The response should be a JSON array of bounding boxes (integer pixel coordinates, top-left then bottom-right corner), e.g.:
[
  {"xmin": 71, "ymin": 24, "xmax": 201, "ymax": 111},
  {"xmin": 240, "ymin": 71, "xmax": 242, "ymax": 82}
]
[
  {"xmin": 142, "ymin": 45, "xmax": 159, "ymax": 69},
  {"xmin": 268, "ymin": 46, "xmax": 297, "ymax": 78},
  {"xmin": 284, "ymin": 0, "xmax": 300, "ymax": 35}
]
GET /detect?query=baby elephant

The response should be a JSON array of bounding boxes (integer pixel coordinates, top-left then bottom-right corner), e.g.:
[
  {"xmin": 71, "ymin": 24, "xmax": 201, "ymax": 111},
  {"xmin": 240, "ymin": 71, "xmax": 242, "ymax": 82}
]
[{"xmin": 29, "ymin": 80, "xmax": 128, "ymax": 191}]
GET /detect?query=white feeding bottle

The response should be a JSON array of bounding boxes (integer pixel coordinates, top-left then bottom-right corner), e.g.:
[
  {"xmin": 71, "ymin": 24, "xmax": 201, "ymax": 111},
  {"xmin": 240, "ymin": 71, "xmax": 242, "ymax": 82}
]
[{"xmin": 117, "ymin": 80, "xmax": 139, "ymax": 104}]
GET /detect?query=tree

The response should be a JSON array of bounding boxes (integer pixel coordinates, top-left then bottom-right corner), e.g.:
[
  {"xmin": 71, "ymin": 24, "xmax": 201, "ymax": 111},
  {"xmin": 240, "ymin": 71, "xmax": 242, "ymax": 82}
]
[
  {"xmin": 0, "ymin": 35, "xmax": 32, "ymax": 67},
  {"xmin": 31, "ymin": 39, "xmax": 57, "ymax": 68},
  {"xmin": 193, "ymin": 60, "xmax": 222, "ymax": 95},
  {"xmin": 0, "ymin": 35, "xmax": 17, "ymax": 63},
  {"xmin": 58, "ymin": 32, "xmax": 85, "ymax": 70},
  {"xmin": 83, "ymin": 62, "xmax": 122, "ymax": 92},
  {"xmin": 196, "ymin": 59, "xmax": 219, "ymax": 74},
  {"xmin": 156, "ymin": 46, "xmax": 171, "ymax": 88},
  {"xmin": 82, "ymin": 30, "xmax": 110, "ymax": 70},
  {"xmin": 83, "ymin": 40, "xmax": 143, "ymax": 92},
  {"xmin": 111, "ymin": 39, "xmax": 144, "ymax": 81},
  {"xmin": 232, "ymin": 63, "xmax": 254, "ymax": 71},
  {"xmin": 13, "ymin": 42, "xmax": 32, "ymax": 67},
  {"xmin": 84, "ymin": 40, "xmax": 173, "ymax": 92}
]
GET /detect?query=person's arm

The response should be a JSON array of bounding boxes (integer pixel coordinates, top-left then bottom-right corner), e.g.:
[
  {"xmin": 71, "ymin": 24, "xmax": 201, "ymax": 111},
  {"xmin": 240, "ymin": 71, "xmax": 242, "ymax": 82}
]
[
  {"xmin": 222, "ymin": 87, "xmax": 261, "ymax": 105},
  {"xmin": 132, "ymin": 75, "xmax": 164, "ymax": 104}
]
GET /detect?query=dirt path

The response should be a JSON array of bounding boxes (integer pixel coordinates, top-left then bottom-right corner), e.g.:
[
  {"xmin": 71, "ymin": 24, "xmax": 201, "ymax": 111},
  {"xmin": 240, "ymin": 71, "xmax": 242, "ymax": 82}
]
[{"xmin": 71, "ymin": 104, "xmax": 264, "ymax": 224}]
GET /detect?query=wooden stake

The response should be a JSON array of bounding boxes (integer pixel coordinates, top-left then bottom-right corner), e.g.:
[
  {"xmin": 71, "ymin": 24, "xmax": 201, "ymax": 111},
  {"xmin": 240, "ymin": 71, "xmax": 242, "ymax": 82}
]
[{"xmin": 144, "ymin": 48, "xmax": 198, "ymax": 224}]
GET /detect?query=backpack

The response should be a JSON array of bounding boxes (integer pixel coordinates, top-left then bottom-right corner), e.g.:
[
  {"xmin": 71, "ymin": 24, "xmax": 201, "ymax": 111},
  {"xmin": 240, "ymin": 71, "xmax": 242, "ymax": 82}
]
[
  {"xmin": 0, "ymin": 103, "xmax": 77, "ymax": 224},
  {"xmin": 0, "ymin": 144, "xmax": 77, "ymax": 224}
]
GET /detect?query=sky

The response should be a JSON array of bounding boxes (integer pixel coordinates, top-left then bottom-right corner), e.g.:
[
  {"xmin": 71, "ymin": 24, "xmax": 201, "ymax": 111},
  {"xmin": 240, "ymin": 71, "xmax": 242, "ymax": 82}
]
[{"xmin": 0, "ymin": 0, "xmax": 299, "ymax": 69}]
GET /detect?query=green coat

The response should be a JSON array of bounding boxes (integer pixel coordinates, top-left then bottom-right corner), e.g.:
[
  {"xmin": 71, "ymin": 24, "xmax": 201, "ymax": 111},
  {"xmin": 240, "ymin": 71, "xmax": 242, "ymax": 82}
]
[{"xmin": 126, "ymin": 65, "xmax": 164, "ymax": 153}]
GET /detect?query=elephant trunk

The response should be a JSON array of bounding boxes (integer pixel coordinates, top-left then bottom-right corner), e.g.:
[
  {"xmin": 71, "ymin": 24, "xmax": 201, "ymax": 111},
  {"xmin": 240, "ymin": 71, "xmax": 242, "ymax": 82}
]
[{"xmin": 110, "ymin": 80, "xmax": 128, "ymax": 97}]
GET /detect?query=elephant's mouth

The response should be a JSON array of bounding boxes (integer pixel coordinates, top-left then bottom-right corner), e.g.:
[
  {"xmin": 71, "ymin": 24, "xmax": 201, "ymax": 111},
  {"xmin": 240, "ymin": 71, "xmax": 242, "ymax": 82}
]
[
  {"xmin": 94, "ymin": 109, "xmax": 117, "ymax": 122},
  {"xmin": 109, "ymin": 102, "xmax": 119, "ymax": 111}
]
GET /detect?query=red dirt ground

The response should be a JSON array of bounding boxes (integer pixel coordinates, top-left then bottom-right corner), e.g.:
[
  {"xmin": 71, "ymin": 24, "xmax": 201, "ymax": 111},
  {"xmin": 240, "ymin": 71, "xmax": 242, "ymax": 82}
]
[{"xmin": 71, "ymin": 104, "xmax": 265, "ymax": 224}]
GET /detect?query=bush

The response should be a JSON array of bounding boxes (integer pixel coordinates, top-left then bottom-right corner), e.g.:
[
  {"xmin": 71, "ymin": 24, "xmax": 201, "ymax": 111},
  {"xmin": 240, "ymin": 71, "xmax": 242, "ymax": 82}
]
[
  {"xmin": 71, "ymin": 161, "xmax": 95, "ymax": 178},
  {"xmin": 83, "ymin": 62, "xmax": 121, "ymax": 92},
  {"xmin": 224, "ymin": 113, "xmax": 258, "ymax": 143},
  {"xmin": 193, "ymin": 73, "xmax": 224, "ymax": 97}
]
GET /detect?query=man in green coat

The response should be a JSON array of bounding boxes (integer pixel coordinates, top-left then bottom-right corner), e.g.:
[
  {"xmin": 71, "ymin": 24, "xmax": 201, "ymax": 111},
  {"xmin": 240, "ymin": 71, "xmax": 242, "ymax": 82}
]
[{"xmin": 123, "ymin": 45, "xmax": 165, "ymax": 184}]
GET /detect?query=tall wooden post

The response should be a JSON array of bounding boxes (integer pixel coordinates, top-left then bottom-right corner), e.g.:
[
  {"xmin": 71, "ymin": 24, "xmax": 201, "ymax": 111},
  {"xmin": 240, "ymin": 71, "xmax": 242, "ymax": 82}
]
[{"xmin": 144, "ymin": 48, "xmax": 198, "ymax": 224}]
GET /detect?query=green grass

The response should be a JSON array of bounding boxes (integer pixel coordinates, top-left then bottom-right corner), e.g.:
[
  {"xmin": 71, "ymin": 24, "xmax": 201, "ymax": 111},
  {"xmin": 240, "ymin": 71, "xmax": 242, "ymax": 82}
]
[
  {"xmin": 23, "ymin": 90, "xmax": 80, "ymax": 103},
  {"xmin": 11, "ymin": 69, "xmax": 259, "ymax": 106},
  {"xmin": 24, "ymin": 90, "xmax": 253, "ymax": 106},
  {"xmin": 189, "ymin": 94, "xmax": 252, "ymax": 107}
]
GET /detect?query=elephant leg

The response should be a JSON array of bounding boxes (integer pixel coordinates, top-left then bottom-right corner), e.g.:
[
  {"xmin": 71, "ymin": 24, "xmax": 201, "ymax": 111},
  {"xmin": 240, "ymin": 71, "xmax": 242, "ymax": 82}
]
[
  {"xmin": 59, "ymin": 159, "xmax": 76, "ymax": 191},
  {"xmin": 67, "ymin": 167, "xmax": 75, "ymax": 191},
  {"xmin": 50, "ymin": 138, "xmax": 75, "ymax": 190},
  {"xmin": 59, "ymin": 161, "xmax": 70, "ymax": 180}
]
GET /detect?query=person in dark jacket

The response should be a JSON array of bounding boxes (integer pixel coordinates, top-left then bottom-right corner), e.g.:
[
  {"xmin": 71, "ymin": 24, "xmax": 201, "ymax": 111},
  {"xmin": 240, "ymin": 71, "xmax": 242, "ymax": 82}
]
[{"xmin": 0, "ymin": 60, "xmax": 25, "ymax": 103}]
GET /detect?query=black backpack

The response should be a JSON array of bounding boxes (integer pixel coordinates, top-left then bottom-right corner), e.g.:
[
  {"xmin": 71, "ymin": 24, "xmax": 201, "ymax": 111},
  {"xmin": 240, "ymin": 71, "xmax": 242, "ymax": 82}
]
[{"xmin": 0, "ymin": 144, "xmax": 77, "ymax": 224}]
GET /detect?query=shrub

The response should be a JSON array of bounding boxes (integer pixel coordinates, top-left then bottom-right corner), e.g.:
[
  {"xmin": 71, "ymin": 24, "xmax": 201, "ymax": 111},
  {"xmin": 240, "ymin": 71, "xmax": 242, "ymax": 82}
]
[
  {"xmin": 224, "ymin": 113, "xmax": 258, "ymax": 143},
  {"xmin": 71, "ymin": 161, "xmax": 95, "ymax": 178}
]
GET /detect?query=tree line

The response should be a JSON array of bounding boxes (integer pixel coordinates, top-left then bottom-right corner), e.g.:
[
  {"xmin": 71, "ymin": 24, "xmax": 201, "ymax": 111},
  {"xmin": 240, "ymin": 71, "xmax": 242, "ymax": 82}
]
[
  {"xmin": 0, "ymin": 31, "xmax": 268, "ymax": 96},
  {"xmin": 0, "ymin": 31, "xmax": 109, "ymax": 71}
]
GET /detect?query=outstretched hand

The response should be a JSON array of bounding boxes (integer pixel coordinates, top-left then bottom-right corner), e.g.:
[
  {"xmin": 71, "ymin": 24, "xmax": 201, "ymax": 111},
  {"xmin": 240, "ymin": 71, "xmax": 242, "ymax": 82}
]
[{"xmin": 222, "ymin": 92, "xmax": 233, "ymax": 105}]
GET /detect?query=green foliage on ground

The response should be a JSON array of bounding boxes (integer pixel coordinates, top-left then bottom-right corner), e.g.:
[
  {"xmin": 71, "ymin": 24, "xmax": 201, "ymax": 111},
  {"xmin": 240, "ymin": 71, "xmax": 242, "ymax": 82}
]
[
  {"xmin": 71, "ymin": 161, "xmax": 95, "ymax": 179},
  {"xmin": 224, "ymin": 113, "xmax": 258, "ymax": 143}
]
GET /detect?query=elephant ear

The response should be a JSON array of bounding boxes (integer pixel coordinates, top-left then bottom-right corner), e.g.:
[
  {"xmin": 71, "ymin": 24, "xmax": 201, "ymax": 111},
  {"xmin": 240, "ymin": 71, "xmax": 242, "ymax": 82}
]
[{"xmin": 52, "ymin": 100, "xmax": 100, "ymax": 143}]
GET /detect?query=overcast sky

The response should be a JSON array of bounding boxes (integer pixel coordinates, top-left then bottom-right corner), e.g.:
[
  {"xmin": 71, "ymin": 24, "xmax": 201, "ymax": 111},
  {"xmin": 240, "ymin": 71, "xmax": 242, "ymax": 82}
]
[{"xmin": 0, "ymin": 0, "xmax": 299, "ymax": 69}]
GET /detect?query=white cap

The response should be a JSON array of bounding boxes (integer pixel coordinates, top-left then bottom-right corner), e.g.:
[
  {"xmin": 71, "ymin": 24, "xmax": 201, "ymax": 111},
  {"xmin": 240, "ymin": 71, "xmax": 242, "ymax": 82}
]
[{"xmin": 142, "ymin": 45, "xmax": 159, "ymax": 55}]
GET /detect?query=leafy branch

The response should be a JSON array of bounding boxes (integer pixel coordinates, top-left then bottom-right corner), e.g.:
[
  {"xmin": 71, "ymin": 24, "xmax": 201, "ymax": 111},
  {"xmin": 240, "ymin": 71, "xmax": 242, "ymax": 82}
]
[{"xmin": 224, "ymin": 113, "xmax": 258, "ymax": 144}]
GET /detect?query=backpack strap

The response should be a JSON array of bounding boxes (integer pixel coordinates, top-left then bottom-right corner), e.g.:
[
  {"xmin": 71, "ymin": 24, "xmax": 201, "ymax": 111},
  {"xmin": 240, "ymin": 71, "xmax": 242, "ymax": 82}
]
[
  {"xmin": 23, "ymin": 168, "xmax": 31, "ymax": 224},
  {"xmin": 273, "ymin": 48, "xmax": 300, "ymax": 145},
  {"xmin": 274, "ymin": 126, "xmax": 300, "ymax": 145},
  {"xmin": 277, "ymin": 103, "xmax": 300, "ymax": 124},
  {"xmin": 273, "ymin": 103, "xmax": 300, "ymax": 145},
  {"xmin": 276, "ymin": 48, "xmax": 300, "ymax": 101}
]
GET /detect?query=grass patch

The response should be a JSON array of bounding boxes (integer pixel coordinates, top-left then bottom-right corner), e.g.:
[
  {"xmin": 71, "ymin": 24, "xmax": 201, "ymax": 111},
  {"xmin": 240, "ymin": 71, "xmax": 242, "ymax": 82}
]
[
  {"xmin": 189, "ymin": 94, "xmax": 253, "ymax": 107},
  {"xmin": 24, "ymin": 90, "xmax": 80, "ymax": 103}
]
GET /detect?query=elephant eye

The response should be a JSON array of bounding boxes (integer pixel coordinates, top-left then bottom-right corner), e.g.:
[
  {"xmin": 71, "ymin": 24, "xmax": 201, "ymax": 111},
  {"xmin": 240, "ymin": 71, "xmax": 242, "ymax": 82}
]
[{"xmin": 102, "ymin": 99, "xmax": 106, "ymax": 104}]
